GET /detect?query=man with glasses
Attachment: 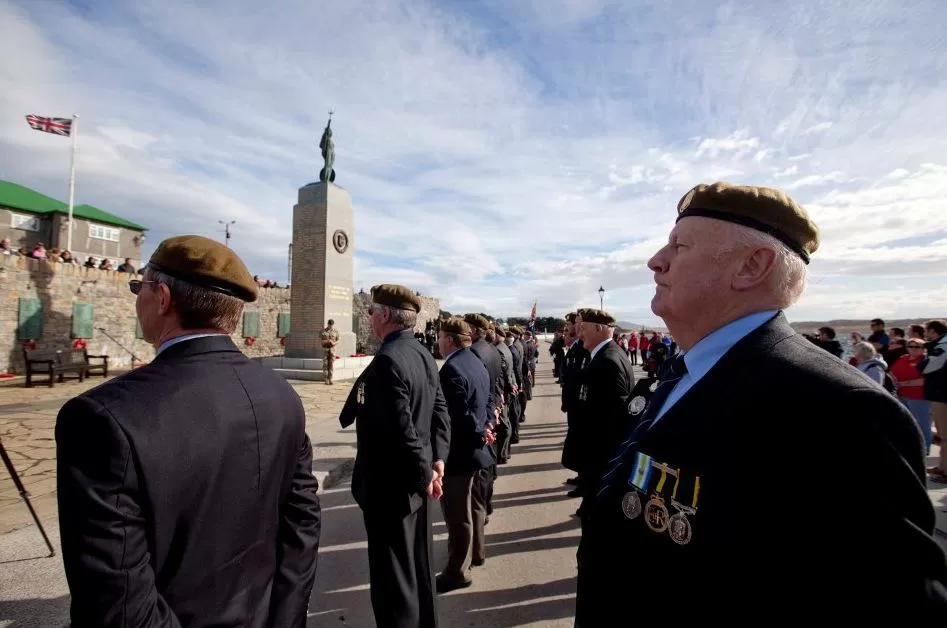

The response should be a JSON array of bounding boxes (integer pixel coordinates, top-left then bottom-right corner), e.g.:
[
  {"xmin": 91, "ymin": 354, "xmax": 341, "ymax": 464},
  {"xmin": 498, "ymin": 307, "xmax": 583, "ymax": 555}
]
[{"xmin": 56, "ymin": 235, "xmax": 322, "ymax": 628}]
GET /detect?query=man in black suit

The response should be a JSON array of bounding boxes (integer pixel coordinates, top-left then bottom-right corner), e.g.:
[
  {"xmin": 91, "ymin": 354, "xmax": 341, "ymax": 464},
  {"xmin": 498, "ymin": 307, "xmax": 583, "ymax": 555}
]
[
  {"xmin": 577, "ymin": 182, "xmax": 947, "ymax": 623},
  {"xmin": 56, "ymin": 235, "xmax": 321, "ymax": 628},
  {"xmin": 434, "ymin": 317, "xmax": 494, "ymax": 592},
  {"xmin": 339, "ymin": 284, "xmax": 451, "ymax": 628},
  {"xmin": 561, "ymin": 312, "xmax": 590, "ymax": 491},
  {"xmin": 464, "ymin": 314, "xmax": 503, "ymax": 519},
  {"xmin": 570, "ymin": 308, "xmax": 634, "ymax": 510}
]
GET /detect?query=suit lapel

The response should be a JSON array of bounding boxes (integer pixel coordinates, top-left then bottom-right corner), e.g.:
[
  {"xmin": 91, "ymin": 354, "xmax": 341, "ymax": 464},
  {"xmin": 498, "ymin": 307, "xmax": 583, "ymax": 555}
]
[{"xmin": 647, "ymin": 312, "xmax": 796, "ymax": 437}]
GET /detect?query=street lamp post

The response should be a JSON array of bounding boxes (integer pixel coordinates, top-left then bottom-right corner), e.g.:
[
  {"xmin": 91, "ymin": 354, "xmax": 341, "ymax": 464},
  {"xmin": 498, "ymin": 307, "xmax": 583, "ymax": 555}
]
[
  {"xmin": 598, "ymin": 285, "xmax": 605, "ymax": 309},
  {"xmin": 219, "ymin": 220, "xmax": 236, "ymax": 248}
]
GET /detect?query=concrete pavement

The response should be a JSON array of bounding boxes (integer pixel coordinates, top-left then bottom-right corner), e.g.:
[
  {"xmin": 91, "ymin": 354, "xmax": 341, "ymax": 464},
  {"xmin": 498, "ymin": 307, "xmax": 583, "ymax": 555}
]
[{"xmin": 306, "ymin": 365, "xmax": 582, "ymax": 627}]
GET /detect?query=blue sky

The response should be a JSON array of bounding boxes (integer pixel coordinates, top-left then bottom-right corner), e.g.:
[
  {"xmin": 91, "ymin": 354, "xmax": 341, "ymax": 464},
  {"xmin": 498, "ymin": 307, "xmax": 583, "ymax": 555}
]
[{"xmin": 2, "ymin": 0, "xmax": 946, "ymax": 325}]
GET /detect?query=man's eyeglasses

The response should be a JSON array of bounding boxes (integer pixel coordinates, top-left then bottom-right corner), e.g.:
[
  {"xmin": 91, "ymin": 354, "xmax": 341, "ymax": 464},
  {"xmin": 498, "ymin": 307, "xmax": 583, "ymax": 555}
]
[{"xmin": 128, "ymin": 279, "xmax": 158, "ymax": 295}]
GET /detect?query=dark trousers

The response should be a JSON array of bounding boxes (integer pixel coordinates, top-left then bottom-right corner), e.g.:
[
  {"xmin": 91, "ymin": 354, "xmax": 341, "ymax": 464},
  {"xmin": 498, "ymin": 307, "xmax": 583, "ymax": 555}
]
[
  {"xmin": 508, "ymin": 396, "xmax": 521, "ymax": 441},
  {"xmin": 440, "ymin": 473, "xmax": 476, "ymax": 580},
  {"xmin": 363, "ymin": 503, "xmax": 437, "ymax": 628},
  {"xmin": 474, "ymin": 464, "xmax": 496, "ymax": 517},
  {"xmin": 496, "ymin": 407, "xmax": 512, "ymax": 462}
]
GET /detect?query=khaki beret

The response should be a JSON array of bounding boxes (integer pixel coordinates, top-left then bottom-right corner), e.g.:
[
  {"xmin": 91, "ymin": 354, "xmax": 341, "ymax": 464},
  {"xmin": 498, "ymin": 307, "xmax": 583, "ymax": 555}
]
[
  {"xmin": 494, "ymin": 328, "xmax": 506, "ymax": 338},
  {"xmin": 440, "ymin": 317, "xmax": 472, "ymax": 337},
  {"xmin": 565, "ymin": 312, "xmax": 578, "ymax": 323},
  {"xmin": 463, "ymin": 313, "xmax": 490, "ymax": 330},
  {"xmin": 371, "ymin": 284, "xmax": 422, "ymax": 312},
  {"xmin": 676, "ymin": 181, "xmax": 819, "ymax": 263},
  {"xmin": 581, "ymin": 308, "xmax": 616, "ymax": 326},
  {"xmin": 148, "ymin": 235, "xmax": 257, "ymax": 302}
]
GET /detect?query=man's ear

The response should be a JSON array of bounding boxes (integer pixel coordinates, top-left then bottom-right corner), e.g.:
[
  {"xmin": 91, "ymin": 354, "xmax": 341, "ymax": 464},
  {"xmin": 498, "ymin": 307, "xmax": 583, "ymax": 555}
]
[
  {"xmin": 732, "ymin": 247, "xmax": 778, "ymax": 291},
  {"xmin": 156, "ymin": 283, "xmax": 174, "ymax": 316}
]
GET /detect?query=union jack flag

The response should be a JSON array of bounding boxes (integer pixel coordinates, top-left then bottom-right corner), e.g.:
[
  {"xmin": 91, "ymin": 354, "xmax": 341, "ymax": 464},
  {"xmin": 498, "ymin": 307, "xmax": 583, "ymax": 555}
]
[{"xmin": 25, "ymin": 115, "xmax": 72, "ymax": 136}]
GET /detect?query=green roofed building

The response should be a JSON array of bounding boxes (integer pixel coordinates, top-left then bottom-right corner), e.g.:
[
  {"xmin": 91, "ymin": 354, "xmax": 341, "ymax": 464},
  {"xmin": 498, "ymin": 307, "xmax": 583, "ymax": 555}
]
[{"xmin": 0, "ymin": 180, "xmax": 147, "ymax": 269}]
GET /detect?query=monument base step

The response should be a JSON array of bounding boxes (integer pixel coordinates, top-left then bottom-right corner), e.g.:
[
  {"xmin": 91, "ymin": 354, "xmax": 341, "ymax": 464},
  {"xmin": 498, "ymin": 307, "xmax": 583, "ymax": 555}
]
[
  {"xmin": 271, "ymin": 366, "xmax": 364, "ymax": 382},
  {"xmin": 258, "ymin": 355, "xmax": 374, "ymax": 370}
]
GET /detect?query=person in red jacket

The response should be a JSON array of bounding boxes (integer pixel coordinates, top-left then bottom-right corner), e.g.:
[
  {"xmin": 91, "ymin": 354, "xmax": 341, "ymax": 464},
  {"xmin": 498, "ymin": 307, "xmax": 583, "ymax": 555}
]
[{"xmin": 891, "ymin": 339, "xmax": 932, "ymax": 453}]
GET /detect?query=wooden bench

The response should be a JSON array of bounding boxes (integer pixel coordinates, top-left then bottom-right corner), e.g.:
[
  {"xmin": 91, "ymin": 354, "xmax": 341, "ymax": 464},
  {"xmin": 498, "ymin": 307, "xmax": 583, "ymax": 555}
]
[{"xmin": 23, "ymin": 348, "xmax": 110, "ymax": 388}]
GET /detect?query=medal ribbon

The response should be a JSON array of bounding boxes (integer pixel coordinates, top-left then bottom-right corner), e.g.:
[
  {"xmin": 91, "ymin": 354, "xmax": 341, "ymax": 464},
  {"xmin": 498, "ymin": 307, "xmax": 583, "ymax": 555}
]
[
  {"xmin": 628, "ymin": 452, "xmax": 652, "ymax": 490},
  {"xmin": 653, "ymin": 464, "xmax": 667, "ymax": 496}
]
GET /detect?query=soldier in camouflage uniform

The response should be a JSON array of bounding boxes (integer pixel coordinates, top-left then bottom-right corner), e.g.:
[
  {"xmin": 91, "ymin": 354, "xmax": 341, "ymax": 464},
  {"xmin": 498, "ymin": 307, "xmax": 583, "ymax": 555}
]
[{"xmin": 321, "ymin": 319, "xmax": 340, "ymax": 385}]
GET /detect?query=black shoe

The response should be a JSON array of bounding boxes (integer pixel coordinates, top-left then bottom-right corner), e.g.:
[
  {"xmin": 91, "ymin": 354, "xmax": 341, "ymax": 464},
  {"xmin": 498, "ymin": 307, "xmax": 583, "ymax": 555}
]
[
  {"xmin": 436, "ymin": 574, "xmax": 473, "ymax": 594},
  {"xmin": 510, "ymin": 437, "xmax": 520, "ymax": 444},
  {"xmin": 565, "ymin": 477, "xmax": 580, "ymax": 486},
  {"xmin": 567, "ymin": 488, "xmax": 582, "ymax": 498},
  {"xmin": 472, "ymin": 558, "xmax": 485, "ymax": 567}
]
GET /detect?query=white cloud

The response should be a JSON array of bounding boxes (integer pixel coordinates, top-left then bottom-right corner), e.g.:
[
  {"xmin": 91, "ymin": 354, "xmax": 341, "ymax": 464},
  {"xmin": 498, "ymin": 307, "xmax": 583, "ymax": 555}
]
[{"xmin": 1, "ymin": 0, "xmax": 946, "ymax": 327}]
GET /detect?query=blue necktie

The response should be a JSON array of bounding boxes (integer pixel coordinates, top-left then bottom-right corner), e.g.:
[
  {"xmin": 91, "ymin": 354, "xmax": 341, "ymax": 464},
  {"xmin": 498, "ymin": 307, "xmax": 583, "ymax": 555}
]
[{"xmin": 598, "ymin": 353, "xmax": 688, "ymax": 497}]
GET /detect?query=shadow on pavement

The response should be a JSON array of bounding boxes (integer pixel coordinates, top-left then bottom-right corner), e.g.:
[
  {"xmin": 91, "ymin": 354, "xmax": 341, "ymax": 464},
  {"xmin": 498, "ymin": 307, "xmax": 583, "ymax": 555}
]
[{"xmin": 0, "ymin": 594, "xmax": 70, "ymax": 628}]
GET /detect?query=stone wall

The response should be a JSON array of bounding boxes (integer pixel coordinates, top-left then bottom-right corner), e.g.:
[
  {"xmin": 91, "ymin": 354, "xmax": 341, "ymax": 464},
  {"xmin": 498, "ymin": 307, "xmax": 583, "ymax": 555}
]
[
  {"xmin": 352, "ymin": 291, "xmax": 440, "ymax": 355},
  {"xmin": 0, "ymin": 255, "xmax": 440, "ymax": 374}
]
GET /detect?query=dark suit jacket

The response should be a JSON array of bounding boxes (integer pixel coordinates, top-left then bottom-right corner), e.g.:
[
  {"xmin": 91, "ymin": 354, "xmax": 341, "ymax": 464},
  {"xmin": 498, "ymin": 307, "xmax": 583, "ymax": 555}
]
[
  {"xmin": 56, "ymin": 336, "xmax": 321, "ymax": 628},
  {"xmin": 561, "ymin": 340, "xmax": 634, "ymax": 477},
  {"xmin": 561, "ymin": 339, "xmax": 589, "ymax": 414},
  {"xmin": 439, "ymin": 348, "xmax": 493, "ymax": 474},
  {"xmin": 580, "ymin": 313, "xmax": 947, "ymax": 618},
  {"xmin": 340, "ymin": 329, "xmax": 451, "ymax": 516},
  {"xmin": 470, "ymin": 337, "xmax": 502, "ymax": 420}
]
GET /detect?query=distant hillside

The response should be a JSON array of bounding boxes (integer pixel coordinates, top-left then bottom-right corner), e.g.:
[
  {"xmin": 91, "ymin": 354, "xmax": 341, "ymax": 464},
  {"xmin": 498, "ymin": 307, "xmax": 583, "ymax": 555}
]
[{"xmin": 616, "ymin": 320, "xmax": 666, "ymax": 332}]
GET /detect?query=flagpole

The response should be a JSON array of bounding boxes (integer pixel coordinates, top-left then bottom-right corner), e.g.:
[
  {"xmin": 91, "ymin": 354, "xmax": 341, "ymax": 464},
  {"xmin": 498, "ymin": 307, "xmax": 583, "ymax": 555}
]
[{"xmin": 66, "ymin": 114, "xmax": 78, "ymax": 252}]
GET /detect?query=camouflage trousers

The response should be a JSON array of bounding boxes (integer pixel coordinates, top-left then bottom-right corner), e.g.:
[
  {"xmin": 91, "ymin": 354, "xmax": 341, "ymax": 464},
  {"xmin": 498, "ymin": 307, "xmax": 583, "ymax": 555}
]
[{"xmin": 323, "ymin": 348, "xmax": 335, "ymax": 383}]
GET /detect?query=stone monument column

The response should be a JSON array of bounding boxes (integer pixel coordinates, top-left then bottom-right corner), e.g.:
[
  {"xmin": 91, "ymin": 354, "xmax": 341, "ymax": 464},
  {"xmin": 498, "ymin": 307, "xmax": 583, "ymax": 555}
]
[{"xmin": 284, "ymin": 181, "xmax": 356, "ymax": 358}]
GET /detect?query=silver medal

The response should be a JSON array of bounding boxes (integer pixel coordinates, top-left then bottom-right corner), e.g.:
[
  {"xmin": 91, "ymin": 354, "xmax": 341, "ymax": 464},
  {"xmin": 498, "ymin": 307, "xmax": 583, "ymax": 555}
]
[{"xmin": 621, "ymin": 491, "xmax": 642, "ymax": 520}]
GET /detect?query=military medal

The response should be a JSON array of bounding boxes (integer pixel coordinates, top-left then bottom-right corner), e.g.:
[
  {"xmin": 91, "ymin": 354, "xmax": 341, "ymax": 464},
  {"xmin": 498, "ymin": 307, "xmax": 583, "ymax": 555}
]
[
  {"xmin": 628, "ymin": 395, "xmax": 646, "ymax": 416},
  {"xmin": 578, "ymin": 384, "xmax": 588, "ymax": 401},
  {"xmin": 668, "ymin": 474, "xmax": 700, "ymax": 546},
  {"xmin": 649, "ymin": 381, "xmax": 658, "ymax": 393},
  {"xmin": 357, "ymin": 381, "xmax": 366, "ymax": 405},
  {"xmin": 621, "ymin": 452, "xmax": 653, "ymax": 520},
  {"xmin": 643, "ymin": 463, "xmax": 672, "ymax": 533},
  {"xmin": 621, "ymin": 491, "xmax": 642, "ymax": 520}
]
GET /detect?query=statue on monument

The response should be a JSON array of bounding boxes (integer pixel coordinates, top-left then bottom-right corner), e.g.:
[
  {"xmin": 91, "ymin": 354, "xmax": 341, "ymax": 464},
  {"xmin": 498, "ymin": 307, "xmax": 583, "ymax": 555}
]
[{"xmin": 319, "ymin": 111, "xmax": 336, "ymax": 183}]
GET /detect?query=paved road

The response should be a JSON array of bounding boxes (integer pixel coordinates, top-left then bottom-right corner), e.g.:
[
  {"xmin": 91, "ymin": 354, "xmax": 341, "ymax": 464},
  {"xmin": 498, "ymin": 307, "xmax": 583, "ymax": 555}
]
[{"xmin": 307, "ymin": 365, "xmax": 581, "ymax": 627}]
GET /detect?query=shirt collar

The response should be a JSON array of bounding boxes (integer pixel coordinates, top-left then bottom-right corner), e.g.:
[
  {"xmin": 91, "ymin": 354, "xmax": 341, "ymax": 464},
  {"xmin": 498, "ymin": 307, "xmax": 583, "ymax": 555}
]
[
  {"xmin": 589, "ymin": 338, "xmax": 613, "ymax": 361},
  {"xmin": 156, "ymin": 332, "xmax": 226, "ymax": 356},
  {"xmin": 681, "ymin": 310, "xmax": 778, "ymax": 381},
  {"xmin": 444, "ymin": 347, "xmax": 464, "ymax": 363}
]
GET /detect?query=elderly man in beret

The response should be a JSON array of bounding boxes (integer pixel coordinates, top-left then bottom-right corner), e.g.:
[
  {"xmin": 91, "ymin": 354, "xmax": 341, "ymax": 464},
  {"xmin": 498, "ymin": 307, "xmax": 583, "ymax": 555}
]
[
  {"xmin": 576, "ymin": 182, "xmax": 947, "ymax": 623},
  {"xmin": 434, "ymin": 317, "xmax": 494, "ymax": 592},
  {"xmin": 561, "ymin": 311, "xmax": 590, "ymax": 491},
  {"xmin": 56, "ymin": 235, "xmax": 321, "ymax": 627},
  {"xmin": 565, "ymin": 308, "xmax": 634, "ymax": 520},
  {"xmin": 339, "ymin": 284, "xmax": 451, "ymax": 628}
]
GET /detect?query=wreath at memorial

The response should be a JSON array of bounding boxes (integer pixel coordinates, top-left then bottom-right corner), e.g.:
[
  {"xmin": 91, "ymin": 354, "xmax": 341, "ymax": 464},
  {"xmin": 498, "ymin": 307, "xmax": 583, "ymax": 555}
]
[
  {"xmin": 244, "ymin": 336, "xmax": 257, "ymax": 346},
  {"xmin": 72, "ymin": 338, "xmax": 88, "ymax": 350},
  {"xmin": 22, "ymin": 339, "xmax": 38, "ymax": 351}
]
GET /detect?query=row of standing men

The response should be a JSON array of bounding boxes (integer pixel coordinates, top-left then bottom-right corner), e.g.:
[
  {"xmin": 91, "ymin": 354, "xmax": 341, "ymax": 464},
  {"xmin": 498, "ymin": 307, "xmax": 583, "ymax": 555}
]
[{"xmin": 339, "ymin": 296, "xmax": 543, "ymax": 627}]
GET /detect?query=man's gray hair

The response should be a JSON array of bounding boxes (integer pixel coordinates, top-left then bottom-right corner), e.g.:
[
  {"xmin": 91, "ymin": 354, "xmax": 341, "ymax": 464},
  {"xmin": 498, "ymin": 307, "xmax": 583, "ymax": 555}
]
[
  {"xmin": 377, "ymin": 303, "xmax": 418, "ymax": 329},
  {"xmin": 718, "ymin": 224, "xmax": 808, "ymax": 308},
  {"xmin": 147, "ymin": 267, "xmax": 244, "ymax": 332},
  {"xmin": 853, "ymin": 341, "xmax": 877, "ymax": 360}
]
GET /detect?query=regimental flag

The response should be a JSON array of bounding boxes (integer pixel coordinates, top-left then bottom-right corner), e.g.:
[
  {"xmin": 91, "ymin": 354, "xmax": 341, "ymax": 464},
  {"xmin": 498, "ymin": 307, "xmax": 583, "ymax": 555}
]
[
  {"xmin": 527, "ymin": 300, "xmax": 537, "ymax": 332},
  {"xmin": 25, "ymin": 115, "xmax": 72, "ymax": 136}
]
